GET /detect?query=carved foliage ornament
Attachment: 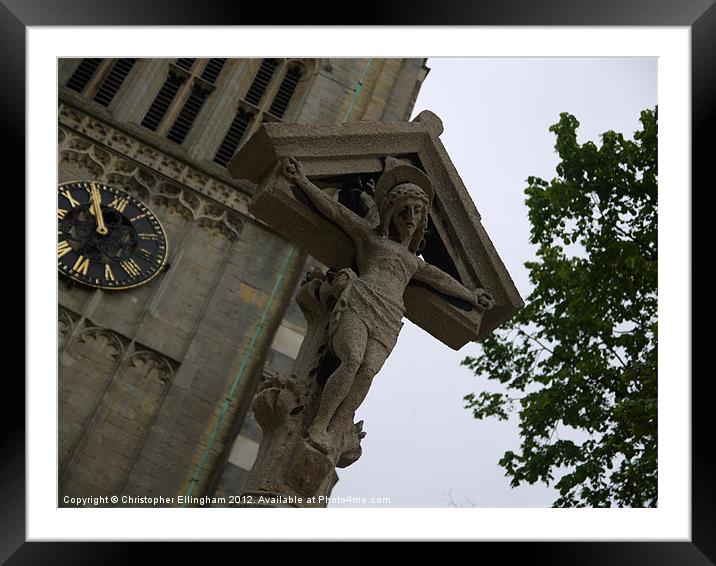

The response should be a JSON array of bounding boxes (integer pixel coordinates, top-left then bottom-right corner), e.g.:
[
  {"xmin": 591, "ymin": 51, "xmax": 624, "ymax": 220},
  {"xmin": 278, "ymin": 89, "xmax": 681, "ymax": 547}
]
[
  {"xmin": 58, "ymin": 106, "xmax": 251, "ymax": 215},
  {"xmin": 59, "ymin": 127, "xmax": 245, "ymax": 243}
]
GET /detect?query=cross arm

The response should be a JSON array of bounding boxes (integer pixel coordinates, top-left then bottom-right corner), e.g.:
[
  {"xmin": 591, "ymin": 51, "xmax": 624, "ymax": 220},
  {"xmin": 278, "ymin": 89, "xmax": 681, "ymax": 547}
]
[
  {"xmin": 413, "ymin": 258, "xmax": 496, "ymax": 311},
  {"xmin": 279, "ymin": 157, "xmax": 366, "ymax": 236}
]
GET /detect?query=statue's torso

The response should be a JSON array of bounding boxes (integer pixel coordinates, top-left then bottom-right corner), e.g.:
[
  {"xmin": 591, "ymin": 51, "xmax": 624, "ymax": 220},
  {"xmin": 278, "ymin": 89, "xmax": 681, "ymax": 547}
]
[
  {"xmin": 330, "ymin": 229, "xmax": 417, "ymax": 350},
  {"xmin": 353, "ymin": 228, "xmax": 420, "ymax": 302}
]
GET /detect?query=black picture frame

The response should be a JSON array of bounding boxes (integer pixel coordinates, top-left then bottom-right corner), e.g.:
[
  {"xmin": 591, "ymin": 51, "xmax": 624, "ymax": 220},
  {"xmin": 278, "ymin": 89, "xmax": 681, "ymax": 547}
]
[{"xmin": 9, "ymin": 0, "xmax": 711, "ymax": 562}]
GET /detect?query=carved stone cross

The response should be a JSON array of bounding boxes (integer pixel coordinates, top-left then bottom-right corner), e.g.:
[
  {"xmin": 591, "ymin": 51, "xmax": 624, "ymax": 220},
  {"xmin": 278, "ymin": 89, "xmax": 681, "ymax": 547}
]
[{"xmin": 228, "ymin": 111, "xmax": 522, "ymax": 507}]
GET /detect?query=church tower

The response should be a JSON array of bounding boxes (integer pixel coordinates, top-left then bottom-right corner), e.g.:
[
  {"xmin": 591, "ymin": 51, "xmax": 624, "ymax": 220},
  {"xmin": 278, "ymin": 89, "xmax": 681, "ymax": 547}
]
[{"xmin": 57, "ymin": 58, "xmax": 429, "ymax": 506}]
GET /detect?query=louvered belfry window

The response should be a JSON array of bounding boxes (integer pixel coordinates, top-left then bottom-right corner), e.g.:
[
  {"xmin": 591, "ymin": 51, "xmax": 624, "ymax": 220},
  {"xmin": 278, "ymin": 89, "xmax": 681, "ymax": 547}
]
[
  {"xmin": 167, "ymin": 85, "xmax": 208, "ymax": 144},
  {"xmin": 66, "ymin": 59, "xmax": 103, "ymax": 93},
  {"xmin": 244, "ymin": 59, "xmax": 279, "ymax": 106},
  {"xmin": 93, "ymin": 59, "xmax": 136, "ymax": 107},
  {"xmin": 268, "ymin": 65, "xmax": 302, "ymax": 118},
  {"xmin": 213, "ymin": 109, "xmax": 254, "ymax": 167},
  {"xmin": 175, "ymin": 58, "xmax": 196, "ymax": 71},
  {"xmin": 213, "ymin": 59, "xmax": 306, "ymax": 169},
  {"xmin": 141, "ymin": 73, "xmax": 185, "ymax": 131},
  {"xmin": 201, "ymin": 58, "xmax": 227, "ymax": 84},
  {"xmin": 140, "ymin": 59, "xmax": 229, "ymax": 144}
]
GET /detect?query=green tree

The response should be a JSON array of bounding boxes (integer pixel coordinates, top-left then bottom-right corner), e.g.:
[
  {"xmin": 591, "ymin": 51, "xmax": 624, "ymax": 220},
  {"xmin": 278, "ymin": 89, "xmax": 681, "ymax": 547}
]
[{"xmin": 463, "ymin": 108, "xmax": 657, "ymax": 507}]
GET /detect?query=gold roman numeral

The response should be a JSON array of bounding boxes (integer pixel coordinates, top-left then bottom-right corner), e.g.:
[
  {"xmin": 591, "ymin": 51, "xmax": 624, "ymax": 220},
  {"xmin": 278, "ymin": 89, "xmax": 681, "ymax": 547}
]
[
  {"xmin": 109, "ymin": 196, "xmax": 130, "ymax": 213},
  {"xmin": 104, "ymin": 264, "xmax": 115, "ymax": 282},
  {"xmin": 138, "ymin": 233, "xmax": 159, "ymax": 240},
  {"xmin": 120, "ymin": 259, "xmax": 142, "ymax": 278},
  {"xmin": 131, "ymin": 212, "xmax": 148, "ymax": 222},
  {"xmin": 58, "ymin": 208, "xmax": 67, "ymax": 220},
  {"xmin": 137, "ymin": 248, "xmax": 155, "ymax": 262},
  {"xmin": 72, "ymin": 256, "xmax": 90, "ymax": 276},
  {"xmin": 60, "ymin": 189, "xmax": 80, "ymax": 208},
  {"xmin": 58, "ymin": 240, "xmax": 72, "ymax": 259}
]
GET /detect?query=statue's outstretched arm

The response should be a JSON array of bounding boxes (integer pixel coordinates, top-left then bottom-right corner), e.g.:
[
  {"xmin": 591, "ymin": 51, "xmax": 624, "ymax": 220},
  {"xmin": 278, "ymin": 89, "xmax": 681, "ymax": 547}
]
[
  {"xmin": 279, "ymin": 157, "xmax": 365, "ymax": 235},
  {"xmin": 414, "ymin": 258, "xmax": 496, "ymax": 311}
]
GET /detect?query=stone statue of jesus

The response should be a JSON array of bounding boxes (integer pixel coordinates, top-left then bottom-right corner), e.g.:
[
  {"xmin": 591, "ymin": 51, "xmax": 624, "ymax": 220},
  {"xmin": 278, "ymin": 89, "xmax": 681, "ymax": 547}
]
[{"xmin": 280, "ymin": 156, "xmax": 496, "ymax": 454}]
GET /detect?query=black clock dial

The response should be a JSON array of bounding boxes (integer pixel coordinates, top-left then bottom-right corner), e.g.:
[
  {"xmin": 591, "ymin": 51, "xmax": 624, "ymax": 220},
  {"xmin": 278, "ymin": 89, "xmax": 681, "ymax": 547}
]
[{"xmin": 58, "ymin": 181, "xmax": 168, "ymax": 290}]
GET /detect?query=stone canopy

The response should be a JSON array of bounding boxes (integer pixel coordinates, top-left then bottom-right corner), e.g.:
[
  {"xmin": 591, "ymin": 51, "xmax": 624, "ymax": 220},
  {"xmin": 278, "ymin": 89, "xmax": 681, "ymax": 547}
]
[{"xmin": 229, "ymin": 110, "xmax": 523, "ymax": 349}]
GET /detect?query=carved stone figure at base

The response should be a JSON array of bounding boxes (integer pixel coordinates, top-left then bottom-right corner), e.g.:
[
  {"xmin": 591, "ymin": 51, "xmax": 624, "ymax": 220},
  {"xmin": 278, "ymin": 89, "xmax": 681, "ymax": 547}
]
[{"xmin": 239, "ymin": 267, "xmax": 368, "ymax": 505}]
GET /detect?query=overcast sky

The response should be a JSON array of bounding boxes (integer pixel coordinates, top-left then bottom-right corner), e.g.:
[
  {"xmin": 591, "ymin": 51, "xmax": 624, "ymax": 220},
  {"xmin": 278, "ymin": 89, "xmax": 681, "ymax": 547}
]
[{"xmin": 330, "ymin": 57, "xmax": 657, "ymax": 508}]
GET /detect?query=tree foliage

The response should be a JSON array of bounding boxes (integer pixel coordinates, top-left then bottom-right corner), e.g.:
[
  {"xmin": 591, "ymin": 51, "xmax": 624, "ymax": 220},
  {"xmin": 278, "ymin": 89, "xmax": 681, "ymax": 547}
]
[{"xmin": 463, "ymin": 108, "xmax": 657, "ymax": 507}]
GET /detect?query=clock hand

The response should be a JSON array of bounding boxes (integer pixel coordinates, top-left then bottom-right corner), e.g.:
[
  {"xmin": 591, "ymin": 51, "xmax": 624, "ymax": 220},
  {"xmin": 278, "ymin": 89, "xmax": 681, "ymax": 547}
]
[{"xmin": 91, "ymin": 182, "xmax": 109, "ymax": 235}]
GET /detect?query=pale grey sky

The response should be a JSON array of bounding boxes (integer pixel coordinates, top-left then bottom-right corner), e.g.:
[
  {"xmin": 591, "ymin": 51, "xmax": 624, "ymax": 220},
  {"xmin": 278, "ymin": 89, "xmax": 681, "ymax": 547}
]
[{"xmin": 330, "ymin": 57, "xmax": 657, "ymax": 508}]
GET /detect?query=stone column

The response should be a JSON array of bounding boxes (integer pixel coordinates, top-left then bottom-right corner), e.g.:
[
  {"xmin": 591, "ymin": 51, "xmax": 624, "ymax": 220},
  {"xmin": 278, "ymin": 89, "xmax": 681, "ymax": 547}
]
[
  {"xmin": 238, "ymin": 268, "xmax": 365, "ymax": 507},
  {"xmin": 242, "ymin": 269, "xmax": 365, "ymax": 507}
]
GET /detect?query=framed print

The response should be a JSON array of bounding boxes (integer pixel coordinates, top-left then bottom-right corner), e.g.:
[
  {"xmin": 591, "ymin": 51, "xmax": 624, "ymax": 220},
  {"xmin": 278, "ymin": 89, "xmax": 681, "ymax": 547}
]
[{"xmin": 9, "ymin": 0, "xmax": 712, "ymax": 562}]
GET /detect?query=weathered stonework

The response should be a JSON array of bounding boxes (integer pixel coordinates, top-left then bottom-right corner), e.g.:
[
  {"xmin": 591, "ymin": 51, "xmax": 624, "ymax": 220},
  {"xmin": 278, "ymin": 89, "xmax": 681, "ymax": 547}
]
[
  {"xmin": 57, "ymin": 114, "xmax": 303, "ymax": 505},
  {"xmin": 57, "ymin": 58, "xmax": 430, "ymax": 506}
]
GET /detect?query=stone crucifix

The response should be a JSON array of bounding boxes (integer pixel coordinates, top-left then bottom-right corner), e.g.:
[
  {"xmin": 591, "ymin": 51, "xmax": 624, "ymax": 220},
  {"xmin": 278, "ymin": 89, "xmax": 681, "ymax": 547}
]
[
  {"xmin": 229, "ymin": 111, "xmax": 522, "ymax": 507},
  {"xmin": 282, "ymin": 155, "xmax": 495, "ymax": 455}
]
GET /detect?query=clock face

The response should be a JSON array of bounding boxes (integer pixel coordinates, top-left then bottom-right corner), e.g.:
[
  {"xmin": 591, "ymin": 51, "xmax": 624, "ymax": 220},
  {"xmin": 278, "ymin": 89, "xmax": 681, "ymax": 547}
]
[{"xmin": 58, "ymin": 181, "xmax": 168, "ymax": 290}]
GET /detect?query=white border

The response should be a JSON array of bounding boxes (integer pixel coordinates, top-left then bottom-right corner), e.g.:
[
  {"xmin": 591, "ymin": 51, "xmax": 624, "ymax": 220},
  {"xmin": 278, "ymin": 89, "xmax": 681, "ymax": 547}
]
[{"xmin": 27, "ymin": 27, "xmax": 690, "ymax": 540}]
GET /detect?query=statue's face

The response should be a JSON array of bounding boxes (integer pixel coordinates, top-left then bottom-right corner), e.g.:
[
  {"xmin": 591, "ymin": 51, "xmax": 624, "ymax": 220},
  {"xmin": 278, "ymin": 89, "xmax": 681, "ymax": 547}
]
[{"xmin": 392, "ymin": 198, "xmax": 425, "ymax": 243}]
